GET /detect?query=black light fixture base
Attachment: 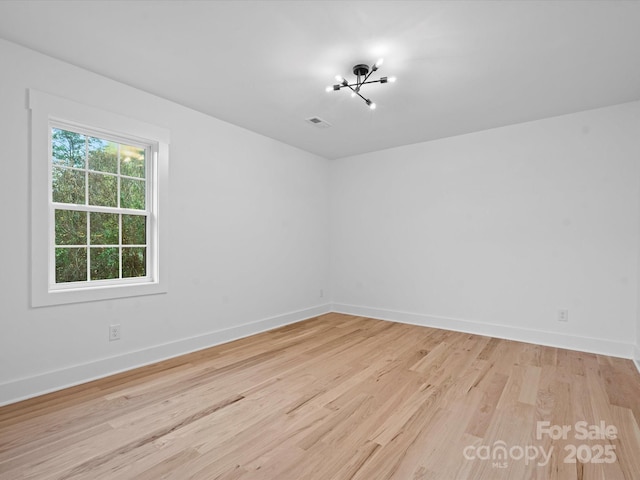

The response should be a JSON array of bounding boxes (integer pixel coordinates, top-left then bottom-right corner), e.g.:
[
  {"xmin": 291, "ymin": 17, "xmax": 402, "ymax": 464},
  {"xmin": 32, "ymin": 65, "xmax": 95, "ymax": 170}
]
[{"xmin": 352, "ymin": 64, "xmax": 370, "ymax": 76}]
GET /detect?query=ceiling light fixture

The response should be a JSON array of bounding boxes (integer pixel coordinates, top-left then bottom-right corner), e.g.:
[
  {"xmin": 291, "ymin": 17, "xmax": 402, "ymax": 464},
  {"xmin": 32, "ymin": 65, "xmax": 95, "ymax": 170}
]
[{"xmin": 326, "ymin": 58, "xmax": 396, "ymax": 110}]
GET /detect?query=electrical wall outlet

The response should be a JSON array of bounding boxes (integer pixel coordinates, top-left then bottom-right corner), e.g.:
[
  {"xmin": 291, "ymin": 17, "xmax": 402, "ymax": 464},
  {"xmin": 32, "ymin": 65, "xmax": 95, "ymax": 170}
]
[
  {"xmin": 109, "ymin": 324, "xmax": 121, "ymax": 341},
  {"xmin": 557, "ymin": 309, "xmax": 569, "ymax": 322}
]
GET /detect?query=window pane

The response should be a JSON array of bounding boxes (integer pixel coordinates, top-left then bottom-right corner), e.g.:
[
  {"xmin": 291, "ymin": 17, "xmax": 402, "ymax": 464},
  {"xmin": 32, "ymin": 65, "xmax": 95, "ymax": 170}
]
[
  {"xmin": 52, "ymin": 128, "xmax": 86, "ymax": 168},
  {"xmin": 55, "ymin": 210, "xmax": 87, "ymax": 245},
  {"xmin": 90, "ymin": 247, "xmax": 119, "ymax": 280},
  {"xmin": 55, "ymin": 247, "xmax": 87, "ymax": 283},
  {"xmin": 88, "ymin": 137, "xmax": 117, "ymax": 174},
  {"xmin": 88, "ymin": 172, "xmax": 117, "ymax": 207},
  {"xmin": 120, "ymin": 177, "xmax": 145, "ymax": 210},
  {"xmin": 123, "ymin": 247, "xmax": 146, "ymax": 278},
  {"xmin": 52, "ymin": 167, "xmax": 85, "ymax": 204},
  {"xmin": 90, "ymin": 212, "xmax": 119, "ymax": 245},
  {"xmin": 120, "ymin": 145, "xmax": 145, "ymax": 178},
  {"xmin": 122, "ymin": 214, "xmax": 146, "ymax": 245}
]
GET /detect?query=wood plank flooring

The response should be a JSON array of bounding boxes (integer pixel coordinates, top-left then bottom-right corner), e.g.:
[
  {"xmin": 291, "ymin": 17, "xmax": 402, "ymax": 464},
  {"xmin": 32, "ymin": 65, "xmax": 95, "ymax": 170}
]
[{"xmin": 1, "ymin": 313, "xmax": 640, "ymax": 479}]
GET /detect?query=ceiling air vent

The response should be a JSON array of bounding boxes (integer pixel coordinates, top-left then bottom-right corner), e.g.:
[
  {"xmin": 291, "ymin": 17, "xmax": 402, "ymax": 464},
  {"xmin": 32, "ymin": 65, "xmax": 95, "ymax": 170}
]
[{"xmin": 305, "ymin": 116, "xmax": 332, "ymax": 129}]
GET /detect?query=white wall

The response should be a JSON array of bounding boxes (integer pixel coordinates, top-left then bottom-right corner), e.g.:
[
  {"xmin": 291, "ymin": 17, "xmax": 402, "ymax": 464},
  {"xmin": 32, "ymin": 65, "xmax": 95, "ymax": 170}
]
[
  {"xmin": 331, "ymin": 102, "xmax": 640, "ymax": 357},
  {"xmin": 0, "ymin": 39, "xmax": 330, "ymax": 405},
  {"xmin": 637, "ymin": 314, "xmax": 640, "ymax": 372},
  {"xmin": 637, "ymin": 281, "xmax": 640, "ymax": 372},
  {"xmin": 637, "ymin": 174, "xmax": 640, "ymax": 371}
]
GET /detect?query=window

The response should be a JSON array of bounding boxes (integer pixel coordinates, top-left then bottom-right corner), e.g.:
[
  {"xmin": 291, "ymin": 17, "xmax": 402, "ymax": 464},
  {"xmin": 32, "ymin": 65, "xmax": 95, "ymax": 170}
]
[
  {"xmin": 29, "ymin": 90, "xmax": 169, "ymax": 306},
  {"xmin": 51, "ymin": 126, "xmax": 149, "ymax": 285}
]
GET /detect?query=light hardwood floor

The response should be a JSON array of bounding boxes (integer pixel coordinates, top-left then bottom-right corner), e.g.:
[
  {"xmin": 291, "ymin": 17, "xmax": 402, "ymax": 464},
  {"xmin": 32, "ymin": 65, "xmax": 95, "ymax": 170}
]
[{"xmin": 1, "ymin": 313, "xmax": 640, "ymax": 479}]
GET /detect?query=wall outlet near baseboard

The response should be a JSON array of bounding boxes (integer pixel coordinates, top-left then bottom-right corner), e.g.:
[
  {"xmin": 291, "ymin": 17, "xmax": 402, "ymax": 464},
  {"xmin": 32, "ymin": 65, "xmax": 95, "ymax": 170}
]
[
  {"xmin": 557, "ymin": 309, "xmax": 569, "ymax": 322},
  {"xmin": 109, "ymin": 324, "xmax": 121, "ymax": 341}
]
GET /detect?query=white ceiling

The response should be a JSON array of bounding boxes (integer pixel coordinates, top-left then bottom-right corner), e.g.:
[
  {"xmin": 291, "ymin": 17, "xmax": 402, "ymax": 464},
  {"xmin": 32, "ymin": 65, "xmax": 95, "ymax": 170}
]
[{"xmin": 1, "ymin": 1, "xmax": 640, "ymax": 159}]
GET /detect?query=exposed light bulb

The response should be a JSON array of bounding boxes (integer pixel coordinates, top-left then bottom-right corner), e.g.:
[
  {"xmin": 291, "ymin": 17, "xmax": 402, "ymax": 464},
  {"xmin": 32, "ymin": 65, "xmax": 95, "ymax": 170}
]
[
  {"xmin": 335, "ymin": 75, "xmax": 344, "ymax": 83},
  {"xmin": 351, "ymin": 91, "xmax": 356, "ymax": 98},
  {"xmin": 325, "ymin": 86, "xmax": 333, "ymax": 92},
  {"xmin": 369, "ymin": 102, "xmax": 376, "ymax": 110},
  {"xmin": 375, "ymin": 58, "xmax": 384, "ymax": 67},
  {"xmin": 388, "ymin": 76, "xmax": 397, "ymax": 83}
]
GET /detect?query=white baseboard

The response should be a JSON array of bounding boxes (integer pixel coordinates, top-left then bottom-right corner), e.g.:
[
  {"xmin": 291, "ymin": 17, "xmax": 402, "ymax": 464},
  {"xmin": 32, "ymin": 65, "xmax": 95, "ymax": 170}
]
[
  {"xmin": 1, "ymin": 302, "xmax": 634, "ymax": 407},
  {"xmin": 331, "ymin": 303, "xmax": 635, "ymax": 359},
  {"xmin": 0, "ymin": 304, "xmax": 331, "ymax": 407}
]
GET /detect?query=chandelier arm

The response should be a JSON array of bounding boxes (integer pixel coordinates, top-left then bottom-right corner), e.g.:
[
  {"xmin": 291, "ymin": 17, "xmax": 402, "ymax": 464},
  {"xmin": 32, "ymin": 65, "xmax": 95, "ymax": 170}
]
[
  {"xmin": 361, "ymin": 67, "xmax": 376, "ymax": 85},
  {"xmin": 342, "ymin": 83, "xmax": 370, "ymax": 105},
  {"xmin": 342, "ymin": 79, "xmax": 384, "ymax": 89},
  {"xmin": 343, "ymin": 83, "xmax": 359, "ymax": 95},
  {"xmin": 337, "ymin": 81, "xmax": 379, "ymax": 105},
  {"xmin": 352, "ymin": 89, "xmax": 371, "ymax": 105}
]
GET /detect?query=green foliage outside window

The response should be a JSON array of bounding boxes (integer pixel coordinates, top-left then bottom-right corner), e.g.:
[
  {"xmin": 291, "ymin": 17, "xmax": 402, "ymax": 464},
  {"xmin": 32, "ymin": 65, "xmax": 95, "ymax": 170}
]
[{"xmin": 52, "ymin": 128, "xmax": 147, "ymax": 283}]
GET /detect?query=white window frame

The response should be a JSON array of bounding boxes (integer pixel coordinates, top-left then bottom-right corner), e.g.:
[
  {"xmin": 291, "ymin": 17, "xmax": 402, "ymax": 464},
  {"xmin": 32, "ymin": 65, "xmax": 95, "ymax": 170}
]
[{"xmin": 29, "ymin": 89, "xmax": 169, "ymax": 307}]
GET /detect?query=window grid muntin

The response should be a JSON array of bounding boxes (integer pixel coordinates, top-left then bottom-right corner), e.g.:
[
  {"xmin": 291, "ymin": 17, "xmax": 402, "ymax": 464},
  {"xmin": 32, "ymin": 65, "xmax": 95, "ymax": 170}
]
[
  {"xmin": 52, "ymin": 209, "xmax": 149, "ymax": 285},
  {"xmin": 50, "ymin": 122, "xmax": 151, "ymax": 288}
]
